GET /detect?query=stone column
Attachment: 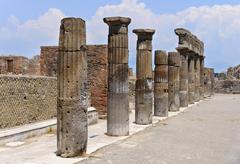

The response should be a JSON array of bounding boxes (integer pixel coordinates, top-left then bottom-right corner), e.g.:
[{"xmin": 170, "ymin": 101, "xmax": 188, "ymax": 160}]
[
  {"xmin": 133, "ymin": 29, "xmax": 155, "ymax": 125},
  {"xmin": 194, "ymin": 55, "xmax": 201, "ymax": 101},
  {"xmin": 203, "ymin": 67, "xmax": 210, "ymax": 97},
  {"xmin": 154, "ymin": 50, "xmax": 168, "ymax": 117},
  {"xmin": 188, "ymin": 54, "xmax": 195, "ymax": 104},
  {"xmin": 210, "ymin": 68, "xmax": 215, "ymax": 95},
  {"xmin": 178, "ymin": 50, "xmax": 188, "ymax": 107},
  {"xmin": 168, "ymin": 52, "xmax": 181, "ymax": 112},
  {"xmin": 103, "ymin": 17, "xmax": 131, "ymax": 136},
  {"xmin": 199, "ymin": 56, "xmax": 205, "ymax": 99},
  {"xmin": 57, "ymin": 18, "xmax": 88, "ymax": 157}
]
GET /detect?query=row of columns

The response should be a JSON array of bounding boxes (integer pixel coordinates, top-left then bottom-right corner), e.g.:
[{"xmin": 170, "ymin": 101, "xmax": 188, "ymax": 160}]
[{"xmin": 57, "ymin": 17, "xmax": 215, "ymax": 157}]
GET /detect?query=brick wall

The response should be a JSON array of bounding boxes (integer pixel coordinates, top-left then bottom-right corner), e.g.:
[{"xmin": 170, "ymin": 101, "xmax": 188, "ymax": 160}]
[
  {"xmin": 40, "ymin": 46, "xmax": 58, "ymax": 76},
  {"xmin": 86, "ymin": 45, "xmax": 108, "ymax": 116},
  {"xmin": 0, "ymin": 56, "xmax": 29, "ymax": 75},
  {"xmin": 26, "ymin": 55, "xmax": 41, "ymax": 75},
  {"xmin": 39, "ymin": 45, "xmax": 108, "ymax": 116},
  {"xmin": 0, "ymin": 75, "xmax": 57, "ymax": 128}
]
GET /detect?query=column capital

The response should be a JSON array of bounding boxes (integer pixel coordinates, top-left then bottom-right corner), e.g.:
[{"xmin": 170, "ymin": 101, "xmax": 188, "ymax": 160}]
[{"xmin": 103, "ymin": 16, "xmax": 131, "ymax": 26}]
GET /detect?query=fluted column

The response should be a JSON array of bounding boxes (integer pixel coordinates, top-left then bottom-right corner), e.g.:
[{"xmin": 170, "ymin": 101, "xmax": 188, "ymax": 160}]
[
  {"xmin": 194, "ymin": 55, "xmax": 201, "ymax": 101},
  {"xmin": 154, "ymin": 50, "xmax": 168, "ymax": 116},
  {"xmin": 178, "ymin": 50, "xmax": 188, "ymax": 107},
  {"xmin": 168, "ymin": 52, "xmax": 181, "ymax": 112},
  {"xmin": 57, "ymin": 17, "xmax": 88, "ymax": 157},
  {"xmin": 188, "ymin": 54, "xmax": 195, "ymax": 104},
  {"xmin": 133, "ymin": 29, "xmax": 155, "ymax": 125},
  {"xmin": 103, "ymin": 17, "xmax": 131, "ymax": 136}
]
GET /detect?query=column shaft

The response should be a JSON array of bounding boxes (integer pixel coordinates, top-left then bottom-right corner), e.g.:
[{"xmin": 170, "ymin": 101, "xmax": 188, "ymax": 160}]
[
  {"xmin": 188, "ymin": 55, "xmax": 195, "ymax": 104},
  {"xmin": 154, "ymin": 50, "xmax": 168, "ymax": 116},
  {"xmin": 133, "ymin": 29, "xmax": 155, "ymax": 125},
  {"xmin": 104, "ymin": 17, "xmax": 131, "ymax": 136},
  {"xmin": 168, "ymin": 52, "xmax": 180, "ymax": 112},
  {"xmin": 57, "ymin": 18, "xmax": 88, "ymax": 157},
  {"xmin": 179, "ymin": 51, "xmax": 188, "ymax": 107},
  {"xmin": 195, "ymin": 56, "xmax": 201, "ymax": 101}
]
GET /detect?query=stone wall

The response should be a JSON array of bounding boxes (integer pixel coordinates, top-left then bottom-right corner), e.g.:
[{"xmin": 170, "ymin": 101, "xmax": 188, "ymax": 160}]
[
  {"xmin": 215, "ymin": 80, "xmax": 240, "ymax": 94},
  {"xmin": 0, "ymin": 75, "xmax": 57, "ymax": 128},
  {"xmin": 40, "ymin": 46, "xmax": 58, "ymax": 76},
  {"xmin": 86, "ymin": 45, "xmax": 108, "ymax": 116},
  {"xmin": 26, "ymin": 55, "xmax": 41, "ymax": 75},
  {"xmin": 0, "ymin": 56, "xmax": 29, "ymax": 74},
  {"xmin": 39, "ymin": 45, "xmax": 108, "ymax": 116}
]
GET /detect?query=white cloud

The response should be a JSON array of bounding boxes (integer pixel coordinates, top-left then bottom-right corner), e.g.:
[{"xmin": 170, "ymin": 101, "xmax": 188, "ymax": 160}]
[
  {"xmin": 0, "ymin": 8, "xmax": 65, "ymax": 56},
  {"xmin": 87, "ymin": 0, "xmax": 240, "ymax": 72}
]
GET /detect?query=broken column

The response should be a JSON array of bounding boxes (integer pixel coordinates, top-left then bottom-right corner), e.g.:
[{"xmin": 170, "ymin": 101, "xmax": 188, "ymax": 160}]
[
  {"xmin": 103, "ymin": 17, "xmax": 131, "ymax": 136},
  {"xmin": 57, "ymin": 18, "xmax": 88, "ymax": 157},
  {"xmin": 154, "ymin": 50, "xmax": 168, "ymax": 117},
  {"xmin": 133, "ymin": 29, "xmax": 155, "ymax": 125},
  {"xmin": 168, "ymin": 52, "xmax": 181, "ymax": 112},
  {"xmin": 194, "ymin": 55, "xmax": 201, "ymax": 101},
  {"xmin": 188, "ymin": 54, "xmax": 196, "ymax": 104}
]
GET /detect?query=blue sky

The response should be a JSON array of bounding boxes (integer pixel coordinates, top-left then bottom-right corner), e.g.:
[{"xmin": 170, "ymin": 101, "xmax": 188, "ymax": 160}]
[{"xmin": 1, "ymin": 0, "xmax": 240, "ymax": 72}]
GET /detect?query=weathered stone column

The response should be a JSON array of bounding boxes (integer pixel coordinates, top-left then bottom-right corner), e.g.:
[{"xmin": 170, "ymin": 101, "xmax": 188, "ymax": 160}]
[
  {"xmin": 199, "ymin": 56, "xmax": 205, "ymax": 99},
  {"xmin": 178, "ymin": 50, "xmax": 188, "ymax": 107},
  {"xmin": 210, "ymin": 68, "xmax": 215, "ymax": 95},
  {"xmin": 154, "ymin": 50, "xmax": 168, "ymax": 117},
  {"xmin": 194, "ymin": 55, "xmax": 201, "ymax": 101},
  {"xmin": 57, "ymin": 18, "xmax": 88, "ymax": 157},
  {"xmin": 133, "ymin": 29, "xmax": 155, "ymax": 125},
  {"xmin": 188, "ymin": 54, "xmax": 195, "ymax": 104},
  {"xmin": 168, "ymin": 52, "xmax": 181, "ymax": 112},
  {"xmin": 103, "ymin": 17, "xmax": 131, "ymax": 136},
  {"xmin": 204, "ymin": 67, "xmax": 211, "ymax": 97}
]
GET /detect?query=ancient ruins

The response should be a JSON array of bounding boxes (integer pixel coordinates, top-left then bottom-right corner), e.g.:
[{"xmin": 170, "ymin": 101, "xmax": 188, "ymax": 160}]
[{"xmin": 0, "ymin": 16, "xmax": 217, "ymax": 158}]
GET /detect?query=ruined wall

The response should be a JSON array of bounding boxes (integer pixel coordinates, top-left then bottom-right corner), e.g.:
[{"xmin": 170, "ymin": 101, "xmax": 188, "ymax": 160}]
[
  {"xmin": 215, "ymin": 80, "xmax": 240, "ymax": 94},
  {"xmin": 0, "ymin": 56, "xmax": 29, "ymax": 75},
  {"xmin": 39, "ymin": 45, "xmax": 108, "ymax": 116},
  {"xmin": 26, "ymin": 55, "xmax": 41, "ymax": 75},
  {"xmin": 86, "ymin": 45, "xmax": 108, "ymax": 116},
  {"xmin": 0, "ymin": 75, "xmax": 57, "ymax": 128},
  {"xmin": 40, "ymin": 46, "xmax": 58, "ymax": 76}
]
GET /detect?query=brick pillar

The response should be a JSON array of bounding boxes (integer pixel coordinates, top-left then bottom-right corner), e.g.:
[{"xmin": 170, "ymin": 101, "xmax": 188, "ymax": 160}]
[
  {"xmin": 103, "ymin": 17, "xmax": 131, "ymax": 136},
  {"xmin": 199, "ymin": 56, "xmax": 205, "ymax": 99},
  {"xmin": 168, "ymin": 52, "xmax": 181, "ymax": 112},
  {"xmin": 154, "ymin": 50, "xmax": 168, "ymax": 117},
  {"xmin": 133, "ymin": 29, "xmax": 155, "ymax": 125},
  {"xmin": 188, "ymin": 54, "xmax": 195, "ymax": 104},
  {"xmin": 178, "ymin": 50, "xmax": 188, "ymax": 107},
  {"xmin": 194, "ymin": 55, "xmax": 201, "ymax": 102},
  {"xmin": 57, "ymin": 18, "xmax": 88, "ymax": 157}
]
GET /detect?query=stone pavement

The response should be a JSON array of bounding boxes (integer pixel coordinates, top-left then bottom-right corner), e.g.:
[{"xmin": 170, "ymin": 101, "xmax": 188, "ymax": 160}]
[
  {"xmin": 80, "ymin": 94, "xmax": 240, "ymax": 164},
  {"xmin": 0, "ymin": 100, "xmax": 190, "ymax": 164}
]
